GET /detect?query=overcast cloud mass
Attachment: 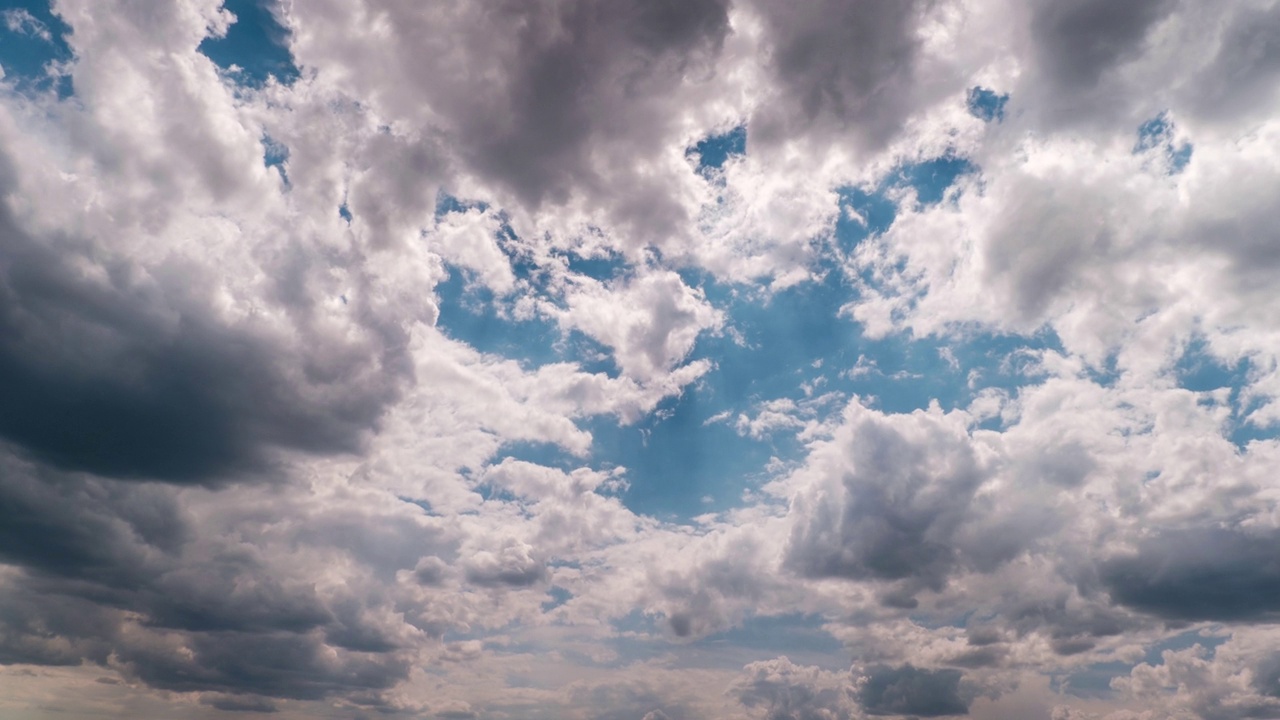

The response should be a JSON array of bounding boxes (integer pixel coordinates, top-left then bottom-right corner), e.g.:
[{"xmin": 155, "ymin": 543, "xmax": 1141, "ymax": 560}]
[{"xmin": 1, "ymin": 0, "xmax": 1279, "ymax": 718}]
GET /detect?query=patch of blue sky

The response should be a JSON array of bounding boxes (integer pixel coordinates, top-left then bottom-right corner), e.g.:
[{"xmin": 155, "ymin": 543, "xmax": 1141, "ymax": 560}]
[
  {"xmin": 431, "ymin": 193, "xmax": 579, "ymax": 368},
  {"xmin": 1232, "ymin": 415, "xmax": 1279, "ymax": 448},
  {"xmin": 432, "ymin": 265, "xmax": 568, "ymax": 370},
  {"xmin": 563, "ymin": 250, "xmax": 630, "ymax": 283},
  {"xmin": 584, "ymin": 612, "xmax": 847, "ymax": 674},
  {"xmin": 835, "ymin": 186, "xmax": 899, "ymax": 248},
  {"xmin": 0, "ymin": 1, "xmax": 73, "ymax": 98},
  {"xmin": 690, "ymin": 125, "xmax": 746, "ymax": 173},
  {"xmin": 1174, "ymin": 338, "xmax": 1278, "ymax": 447},
  {"xmin": 835, "ymin": 155, "xmax": 975, "ymax": 253},
  {"xmin": 197, "ymin": 0, "xmax": 299, "ymax": 87},
  {"xmin": 540, "ymin": 585, "xmax": 573, "ymax": 612},
  {"xmin": 1135, "ymin": 112, "xmax": 1192, "ymax": 175},
  {"xmin": 601, "ymin": 275, "xmax": 1062, "ymax": 520},
  {"xmin": 1057, "ymin": 660, "xmax": 1132, "ymax": 698},
  {"xmin": 449, "ymin": 159, "xmax": 1058, "ymax": 523},
  {"xmin": 689, "ymin": 614, "xmax": 846, "ymax": 669},
  {"xmin": 592, "ymin": 155, "xmax": 1045, "ymax": 520},
  {"xmin": 1057, "ymin": 630, "xmax": 1229, "ymax": 698},
  {"xmin": 586, "ymin": 384, "xmax": 782, "ymax": 520},
  {"xmin": 890, "ymin": 154, "xmax": 977, "ymax": 207},
  {"xmin": 432, "ymin": 194, "xmax": 648, "ymax": 378},
  {"xmin": 261, "ymin": 133, "xmax": 289, "ymax": 186},
  {"xmin": 966, "ymin": 86, "xmax": 1009, "ymax": 123},
  {"xmin": 397, "ymin": 496, "xmax": 435, "ymax": 516}
]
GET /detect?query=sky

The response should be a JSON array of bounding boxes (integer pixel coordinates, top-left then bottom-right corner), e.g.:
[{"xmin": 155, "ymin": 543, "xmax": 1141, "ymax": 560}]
[{"xmin": 0, "ymin": 0, "xmax": 1279, "ymax": 718}]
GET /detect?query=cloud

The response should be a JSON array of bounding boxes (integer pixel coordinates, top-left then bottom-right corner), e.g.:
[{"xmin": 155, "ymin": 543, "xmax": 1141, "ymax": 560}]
[
  {"xmin": 554, "ymin": 270, "xmax": 723, "ymax": 383},
  {"xmin": 730, "ymin": 656, "xmax": 857, "ymax": 720},
  {"xmin": 464, "ymin": 538, "xmax": 548, "ymax": 589},
  {"xmin": 783, "ymin": 401, "xmax": 993, "ymax": 599},
  {"xmin": 746, "ymin": 0, "xmax": 938, "ymax": 153},
  {"xmin": 1099, "ymin": 528, "xmax": 1280, "ymax": 622},
  {"xmin": 3, "ymin": 0, "xmax": 1280, "ymax": 718},
  {"xmin": 1030, "ymin": 0, "xmax": 1175, "ymax": 93},
  {"xmin": 858, "ymin": 664, "xmax": 970, "ymax": 717},
  {"xmin": 200, "ymin": 694, "xmax": 280, "ymax": 713},
  {"xmin": 285, "ymin": 0, "xmax": 734, "ymax": 248}
]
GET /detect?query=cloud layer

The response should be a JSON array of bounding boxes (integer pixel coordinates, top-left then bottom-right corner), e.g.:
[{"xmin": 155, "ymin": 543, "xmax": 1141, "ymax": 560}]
[{"xmin": 1, "ymin": 0, "xmax": 1279, "ymax": 718}]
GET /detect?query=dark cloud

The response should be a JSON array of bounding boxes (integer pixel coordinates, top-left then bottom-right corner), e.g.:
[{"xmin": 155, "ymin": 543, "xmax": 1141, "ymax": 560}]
[
  {"xmin": 461, "ymin": 0, "xmax": 729, "ymax": 204},
  {"xmin": 1181, "ymin": 4, "xmax": 1280, "ymax": 121},
  {"xmin": 290, "ymin": 0, "xmax": 730, "ymax": 244},
  {"xmin": 1003, "ymin": 590, "xmax": 1129, "ymax": 654},
  {"xmin": 1253, "ymin": 653, "xmax": 1280, "ymax": 698},
  {"xmin": 0, "ymin": 451, "xmax": 417, "ymax": 702},
  {"xmin": 1100, "ymin": 528, "xmax": 1280, "ymax": 622},
  {"xmin": 1031, "ymin": 0, "xmax": 1175, "ymax": 91},
  {"xmin": 412, "ymin": 556, "xmax": 449, "ymax": 586},
  {"xmin": 120, "ymin": 629, "xmax": 408, "ymax": 701},
  {"xmin": 0, "ymin": 584, "xmax": 118, "ymax": 667},
  {"xmin": 946, "ymin": 646, "xmax": 1006, "ymax": 669},
  {"xmin": 0, "ymin": 195, "xmax": 407, "ymax": 484},
  {"xmin": 858, "ymin": 664, "xmax": 969, "ymax": 717},
  {"xmin": 747, "ymin": 0, "xmax": 930, "ymax": 152}
]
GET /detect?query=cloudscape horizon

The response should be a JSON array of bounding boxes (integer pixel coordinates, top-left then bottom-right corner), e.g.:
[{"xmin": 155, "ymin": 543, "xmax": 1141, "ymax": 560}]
[{"xmin": 2, "ymin": 1, "xmax": 1280, "ymax": 718}]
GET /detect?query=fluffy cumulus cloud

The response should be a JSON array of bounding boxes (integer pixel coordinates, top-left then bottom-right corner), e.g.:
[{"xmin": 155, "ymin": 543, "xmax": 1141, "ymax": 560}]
[{"xmin": 0, "ymin": 0, "xmax": 1278, "ymax": 718}]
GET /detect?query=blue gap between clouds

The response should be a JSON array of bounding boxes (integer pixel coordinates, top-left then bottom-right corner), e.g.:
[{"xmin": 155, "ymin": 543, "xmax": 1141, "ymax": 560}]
[
  {"xmin": 1056, "ymin": 631, "xmax": 1229, "ymax": 698},
  {"xmin": 540, "ymin": 585, "xmax": 573, "ymax": 612},
  {"xmin": 435, "ymin": 152, "xmax": 1069, "ymax": 523},
  {"xmin": 430, "ymin": 192, "xmax": 609, "ymax": 368},
  {"xmin": 690, "ymin": 125, "xmax": 746, "ymax": 173},
  {"xmin": 0, "ymin": 1, "xmax": 73, "ymax": 97},
  {"xmin": 1135, "ymin": 112, "xmax": 1192, "ymax": 175},
  {"xmin": 1174, "ymin": 337, "xmax": 1277, "ymax": 448},
  {"xmin": 686, "ymin": 614, "xmax": 847, "ymax": 671},
  {"xmin": 197, "ymin": 0, "xmax": 300, "ymax": 87},
  {"xmin": 591, "ymin": 612, "xmax": 848, "ymax": 672},
  {"xmin": 262, "ymin": 133, "xmax": 289, "ymax": 186},
  {"xmin": 588, "ymin": 154, "xmax": 1062, "ymax": 520},
  {"xmin": 966, "ymin": 86, "xmax": 1009, "ymax": 123}
]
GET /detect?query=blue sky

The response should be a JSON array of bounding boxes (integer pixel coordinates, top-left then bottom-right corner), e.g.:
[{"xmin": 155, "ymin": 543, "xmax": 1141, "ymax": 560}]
[{"xmin": 2, "ymin": 2, "xmax": 1280, "ymax": 720}]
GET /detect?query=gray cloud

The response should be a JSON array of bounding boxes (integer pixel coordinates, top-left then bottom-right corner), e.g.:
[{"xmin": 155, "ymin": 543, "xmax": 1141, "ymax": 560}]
[
  {"xmin": 747, "ymin": 0, "xmax": 933, "ymax": 152},
  {"xmin": 1253, "ymin": 653, "xmax": 1280, "ymax": 698},
  {"xmin": 785, "ymin": 405, "xmax": 988, "ymax": 598},
  {"xmin": 858, "ymin": 664, "xmax": 969, "ymax": 717},
  {"xmin": 0, "ymin": 450, "xmax": 421, "ymax": 702},
  {"xmin": 289, "ymin": 0, "xmax": 731, "ymax": 245},
  {"xmin": 1100, "ymin": 528, "xmax": 1280, "ymax": 622},
  {"xmin": 5, "ymin": 0, "xmax": 1280, "ymax": 718},
  {"xmin": 1031, "ymin": 0, "xmax": 1175, "ymax": 91},
  {"xmin": 1176, "ymin": 2, "xmax": 1280, "ymax": 122},
  {"xmin": 0, "ymin": 193, "xmax": 406, "ymax": 484}
]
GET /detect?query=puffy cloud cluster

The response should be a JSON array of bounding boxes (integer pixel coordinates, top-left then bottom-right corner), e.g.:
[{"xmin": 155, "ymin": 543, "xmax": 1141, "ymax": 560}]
[{"xmin": 1, "ymin": 0, "xmax": 1279, "ymax": 718}]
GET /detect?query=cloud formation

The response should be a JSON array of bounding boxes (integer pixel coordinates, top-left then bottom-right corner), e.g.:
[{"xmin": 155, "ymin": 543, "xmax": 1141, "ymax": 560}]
[{"xmin": 1, "ymin": 0, "xmax": 1279, "ymax": 718}]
